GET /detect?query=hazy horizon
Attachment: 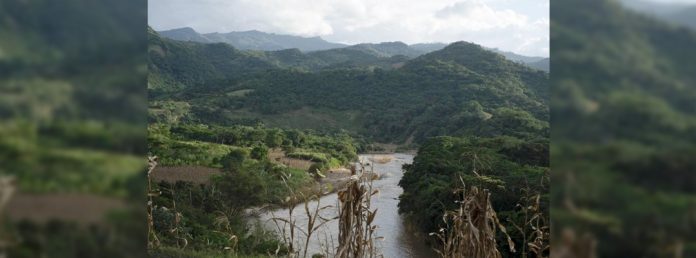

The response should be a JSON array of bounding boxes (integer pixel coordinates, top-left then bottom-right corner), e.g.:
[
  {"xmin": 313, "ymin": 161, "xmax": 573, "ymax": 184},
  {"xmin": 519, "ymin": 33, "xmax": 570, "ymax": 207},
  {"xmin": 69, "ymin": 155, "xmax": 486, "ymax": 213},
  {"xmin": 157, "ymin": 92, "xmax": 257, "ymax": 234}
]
[
  {"xmin": 148, "ymin": 0, "xmax": 550, "ymax": 57},
  {"xmin": 151, "ymin": 25, "xmax": 551, "ymax": 57}
]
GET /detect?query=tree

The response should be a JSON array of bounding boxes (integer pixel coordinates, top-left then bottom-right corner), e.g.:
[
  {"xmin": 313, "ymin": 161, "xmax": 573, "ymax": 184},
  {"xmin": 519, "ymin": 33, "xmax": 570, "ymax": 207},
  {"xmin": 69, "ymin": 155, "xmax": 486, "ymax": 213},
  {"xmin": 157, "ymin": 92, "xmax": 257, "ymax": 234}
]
[
  {"xmin": 265, "ymin": 129, "xmax": 284, "ymax": 148},
  {"xmin": 221, "ymin": 148, "xmax": 248, "ymax": 171},
  {"xmin": 250, "ymin": 145, "xmax": 268, "ymax": 160}
]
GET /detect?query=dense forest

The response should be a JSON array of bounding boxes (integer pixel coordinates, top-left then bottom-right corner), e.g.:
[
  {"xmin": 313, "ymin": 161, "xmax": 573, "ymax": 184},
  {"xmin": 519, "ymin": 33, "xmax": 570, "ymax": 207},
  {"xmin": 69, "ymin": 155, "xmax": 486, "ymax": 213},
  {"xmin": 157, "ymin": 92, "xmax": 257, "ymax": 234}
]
[
  {"xmin": 552, "ymin": 0, "xmax": 696, "ymax": 256},
  {"xmin": 399, "ymin": 136, "xmax": 549, "ymax": 257},
  {"xmin": 149, "ymin": 28, "xmax": 549, "ymax": 144},
  {"xmin": 0, "ymin": 0, "xmax": 147, "ymax": 257}
]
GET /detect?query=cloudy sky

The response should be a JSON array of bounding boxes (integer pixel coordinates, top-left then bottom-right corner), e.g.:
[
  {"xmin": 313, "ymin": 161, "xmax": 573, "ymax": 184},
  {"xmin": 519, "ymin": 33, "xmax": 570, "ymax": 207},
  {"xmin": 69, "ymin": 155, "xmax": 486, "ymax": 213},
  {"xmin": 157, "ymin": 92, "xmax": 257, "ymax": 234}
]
[{"xmin": 149, "ymin": 0, "xmax": 549, "ymax": 57}]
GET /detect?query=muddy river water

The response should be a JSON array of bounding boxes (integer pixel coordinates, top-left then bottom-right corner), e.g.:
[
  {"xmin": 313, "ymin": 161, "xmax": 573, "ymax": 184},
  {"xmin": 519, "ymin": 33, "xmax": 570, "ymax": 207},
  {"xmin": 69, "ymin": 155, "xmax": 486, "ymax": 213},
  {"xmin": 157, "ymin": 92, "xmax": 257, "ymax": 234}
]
[{"xmin": 256, "ymin": 153, "xmax": 435, "ymax": 257}]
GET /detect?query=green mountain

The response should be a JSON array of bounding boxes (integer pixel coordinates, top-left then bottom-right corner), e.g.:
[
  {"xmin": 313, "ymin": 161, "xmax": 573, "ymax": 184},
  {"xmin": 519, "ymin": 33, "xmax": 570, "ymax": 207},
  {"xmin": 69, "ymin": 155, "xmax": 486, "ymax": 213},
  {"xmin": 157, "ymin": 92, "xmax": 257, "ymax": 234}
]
[
  {"xmin": 621, "ymin": 0, "xmax": 696, "ymax": 30},
  {"xmin": 409, "ymin": 42, "xmax": 447, "ymax": 53},
  {"xmin": 148, "ymin": 27, "xmax": 413, "ymax": 96},
  {"xmin": 347, "ymin": 42, "xmax": 424, "ymax": 57},
  {"xmin": 670, "ymin": 6, "xmax": 696, "ymax": 29},
  {"xmin": 158, "ymin": 27, "xmax": 347, "ymax": 51},
  {"xmin": 148, "ymin": 27, "xmax": 276, "ymax": 94},
  {"xmin": 156, "ymin": 26, "xmax": 552, "ymax": 71},
  {"xmin": 527, "ymin": 58, "xmax": 549, "ymax": 72},
  {"xmin": 552, "ymin": 0, "xmax": 696, "ymax": 256},
  {"xmin": 488, "ymin": 48, "xmax": 546, "ymax": 63},
  {"xmin": 149, "ymin": 29, "xmax": 549, "ymax": 144},
  {"xmin": 411, "ymin": 43, "xmax": 549, "ymax": 65}
]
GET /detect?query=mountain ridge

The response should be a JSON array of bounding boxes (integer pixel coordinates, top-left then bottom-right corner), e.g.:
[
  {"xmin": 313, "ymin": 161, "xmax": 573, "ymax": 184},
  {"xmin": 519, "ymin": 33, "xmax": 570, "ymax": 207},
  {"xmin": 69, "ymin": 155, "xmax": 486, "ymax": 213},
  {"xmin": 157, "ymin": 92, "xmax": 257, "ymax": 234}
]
[
  {"xmin": 149, "ymin": 28, "xmax": 549, "ymax": 143},
  {"xmin": 158, "ymin": 27, "xmax": 347, "ymax": 52},
  {"xmin": 156, "ymin": 27, "xmax": 549, "ymax": 67}
]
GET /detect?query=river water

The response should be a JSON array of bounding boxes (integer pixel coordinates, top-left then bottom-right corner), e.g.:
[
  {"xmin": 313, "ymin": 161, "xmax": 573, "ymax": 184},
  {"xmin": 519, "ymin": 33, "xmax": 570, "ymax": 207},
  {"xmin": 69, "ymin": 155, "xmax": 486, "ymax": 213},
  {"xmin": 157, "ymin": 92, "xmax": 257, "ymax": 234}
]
[{"xmin": 256, "ymin": 153, "xmax": 435, "ymax": 258}]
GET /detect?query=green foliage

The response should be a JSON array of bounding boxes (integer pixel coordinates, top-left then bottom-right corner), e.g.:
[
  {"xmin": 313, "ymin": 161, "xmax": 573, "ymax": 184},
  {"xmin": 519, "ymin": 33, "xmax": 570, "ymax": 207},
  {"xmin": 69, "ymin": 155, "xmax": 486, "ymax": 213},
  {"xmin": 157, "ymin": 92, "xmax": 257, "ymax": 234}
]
[
  {"xmin": 221, "ymin": 148, "xmax": 249, "ymax": 171},
  {"xmin": 552, "ymin": 0, "xmax": 696, "ymax": 256},
  {"xmin": 0, "ymin": 1, "xmax": 148, "ymax": 258},
  {"xmin": 250, "ymin": 145, "xmax": 268, "ymax": 160},
  {"xmin": 150, "ymin": 159, "xmax": 310, "ymax": 255},
  {"xmin": 149, "ymin": 30, "xmax": 549, "ymax": 144},
  {"xmin": 149, "ymin": 123, "xmax": 358, "ymax": 168},
  {"xmin": 7, "ymin": 209, "xmax": 146, "ymax": 258},
  {"xmin": 398, "ymin": 136, "xmax": 549, "ymax": 256}
]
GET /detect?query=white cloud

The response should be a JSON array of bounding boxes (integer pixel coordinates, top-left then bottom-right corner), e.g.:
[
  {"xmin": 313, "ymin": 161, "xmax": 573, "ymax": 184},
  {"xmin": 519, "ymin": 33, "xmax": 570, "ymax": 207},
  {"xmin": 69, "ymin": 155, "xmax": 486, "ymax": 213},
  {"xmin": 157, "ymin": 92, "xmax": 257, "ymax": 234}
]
[
  {"xmin": 148, "ymin": 0, "xmax": 549, "ymax": 56},
  {"xmin": 435, "ymin": 0, "xmax": 529, "ymax": 30}
]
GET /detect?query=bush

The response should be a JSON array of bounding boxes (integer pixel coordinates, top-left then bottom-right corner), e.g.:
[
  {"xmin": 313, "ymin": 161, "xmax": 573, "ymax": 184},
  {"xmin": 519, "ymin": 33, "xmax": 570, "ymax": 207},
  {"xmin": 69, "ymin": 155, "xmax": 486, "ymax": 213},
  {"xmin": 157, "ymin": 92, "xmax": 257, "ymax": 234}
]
[{"xmin": 250, "ymin": 145, "xmax": 268, "ymax": 160}]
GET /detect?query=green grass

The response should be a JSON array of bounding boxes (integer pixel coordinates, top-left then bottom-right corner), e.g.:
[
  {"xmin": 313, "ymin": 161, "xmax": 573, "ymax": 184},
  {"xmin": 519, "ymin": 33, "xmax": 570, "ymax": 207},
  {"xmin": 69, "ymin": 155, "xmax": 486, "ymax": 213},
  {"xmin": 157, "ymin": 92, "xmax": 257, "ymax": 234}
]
[
  {"xmin": 152, "ymin": 139, "xmax": 245, "ymax": 168},
  {"xmin": 286, "ymin": 151, "xmax": 329, "ymax": 163},
  {"xmin": 285, "ymin": 167, "xmax": 313, "ymax": 189},
  {"xmin": 14, "ymin": 147, "xmax": 143, "ymax": 197}
]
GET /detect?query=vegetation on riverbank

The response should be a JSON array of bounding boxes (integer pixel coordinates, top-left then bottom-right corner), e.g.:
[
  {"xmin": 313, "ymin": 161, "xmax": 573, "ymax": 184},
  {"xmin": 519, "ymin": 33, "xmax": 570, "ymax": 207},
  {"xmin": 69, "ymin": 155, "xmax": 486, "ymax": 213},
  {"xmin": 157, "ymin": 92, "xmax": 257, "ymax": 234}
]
[
  {"xmin": 147, "ymin": 122, "xmax": 366, "ymax": 256},
  {"xmin": 399, "ymin": 136, "xmax": 549, "ymax": 257}
]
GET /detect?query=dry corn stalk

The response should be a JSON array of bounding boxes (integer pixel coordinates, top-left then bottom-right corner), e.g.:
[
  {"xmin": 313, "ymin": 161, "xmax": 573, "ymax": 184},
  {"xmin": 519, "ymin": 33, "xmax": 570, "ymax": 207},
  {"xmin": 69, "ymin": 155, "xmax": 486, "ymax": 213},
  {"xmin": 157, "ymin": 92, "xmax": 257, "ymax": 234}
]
[
  {"xmin": 0, "ymin": 176, "xmax": 17, "ymax": 255},
  {"xmin": 431, "ymin": 178, "xmax": 514, "ymax": 258},
  {"xmin": 213, "ymin": 211, "xmax": 239, "ymax": 254},
  {"xmin": 511, "ymin": 193, "xmax": 549, "ymax": 258},
  {"xmin": 147, "ymin": 156, "xmax": 160, "ymax": 249},
  {"xmin": 510, "ymin": 178, "xmax": 550, "ymax": 258},
  {"xmin": 335, "ymin": 164, "xmax": 381, "ymax": 258},
  {"xmin": 270, "ymin": 172, "xmax": 335, "ymax": 258},
  {"xmin": 550, "ymin": 228, "xmax": 596, "ymax": 258}
]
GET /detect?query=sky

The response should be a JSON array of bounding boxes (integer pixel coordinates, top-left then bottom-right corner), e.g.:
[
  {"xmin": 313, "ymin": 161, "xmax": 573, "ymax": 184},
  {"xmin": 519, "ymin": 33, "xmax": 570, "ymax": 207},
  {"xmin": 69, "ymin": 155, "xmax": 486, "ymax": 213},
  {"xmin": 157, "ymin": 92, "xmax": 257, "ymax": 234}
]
[{"xmin": 148, "ymin": 0, "xmax": 550, "ymax": 57}]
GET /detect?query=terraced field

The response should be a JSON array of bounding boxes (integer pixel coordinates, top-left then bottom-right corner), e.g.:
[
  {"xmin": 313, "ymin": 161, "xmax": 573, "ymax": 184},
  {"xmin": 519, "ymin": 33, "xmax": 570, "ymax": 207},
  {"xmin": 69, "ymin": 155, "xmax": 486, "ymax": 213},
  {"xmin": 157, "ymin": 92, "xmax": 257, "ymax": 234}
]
[{"xmin": 150, "ymin": 165, "xmax": 221, "ymax": 184}]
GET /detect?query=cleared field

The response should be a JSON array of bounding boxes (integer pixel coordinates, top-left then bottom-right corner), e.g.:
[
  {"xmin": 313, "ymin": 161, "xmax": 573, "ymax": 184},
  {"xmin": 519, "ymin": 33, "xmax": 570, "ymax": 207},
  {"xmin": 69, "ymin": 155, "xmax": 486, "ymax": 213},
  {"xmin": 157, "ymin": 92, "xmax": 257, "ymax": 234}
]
[
  {"xmin": 6, "ymin": 193, "xmax": 126, "ymax": 225},
  {"xmin": 268, "ymin": 149, "xmax": 315, "ymax": 170},
  {"xmin": 151, "ymin": 165, "xmax": 221, "ymax": 184}
]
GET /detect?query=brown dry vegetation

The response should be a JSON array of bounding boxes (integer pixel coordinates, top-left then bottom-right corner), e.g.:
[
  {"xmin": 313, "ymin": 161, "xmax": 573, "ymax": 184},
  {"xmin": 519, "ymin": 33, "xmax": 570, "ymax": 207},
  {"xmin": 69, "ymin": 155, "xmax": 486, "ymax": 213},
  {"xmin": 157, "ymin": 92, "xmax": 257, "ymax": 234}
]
[
  {"xmin": 271, "ymin": 163, "xmax": 383, "ymax": 258},
  {"xmin": 269, "ymin": 149, "xmax": 315, "ymax": 170},
  {"xmin": 5, "ymin": 193, "xmax": 125, "ymax": 225},
  {"xmin": 150, "ymin": 166, "xmax": 221, "ymax": 184},
  {"xmin": 368, "ymin": 155, "xmax": 393, "ymax": 164},
  {"xmin": 550, "ymin": 228, "xmax": 597, "ymax": 258},
  {"xmin": 431, "ymin": 180, "xmax": 514, "ymax": 258},
  {"xmin": 335, "ymin": 169, "xmax": 381, "ymax": 258}
]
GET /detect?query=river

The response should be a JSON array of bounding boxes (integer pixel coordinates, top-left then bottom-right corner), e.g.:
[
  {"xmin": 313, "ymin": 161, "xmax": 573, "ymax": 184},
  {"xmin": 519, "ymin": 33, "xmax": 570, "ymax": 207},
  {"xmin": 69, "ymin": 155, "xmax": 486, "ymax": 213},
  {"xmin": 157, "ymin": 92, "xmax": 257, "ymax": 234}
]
[{"xmin": 256, "ymin": 153, "xmax": 435, "ymax": 257}]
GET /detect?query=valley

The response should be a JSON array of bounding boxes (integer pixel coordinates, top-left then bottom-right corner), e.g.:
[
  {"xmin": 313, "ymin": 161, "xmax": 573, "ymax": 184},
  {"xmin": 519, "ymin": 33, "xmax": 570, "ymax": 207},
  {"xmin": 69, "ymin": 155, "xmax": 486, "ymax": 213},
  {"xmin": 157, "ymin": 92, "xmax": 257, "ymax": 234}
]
[{"xmin": 147, "ymin": 25, "xmax": 550, "ymax": 257}]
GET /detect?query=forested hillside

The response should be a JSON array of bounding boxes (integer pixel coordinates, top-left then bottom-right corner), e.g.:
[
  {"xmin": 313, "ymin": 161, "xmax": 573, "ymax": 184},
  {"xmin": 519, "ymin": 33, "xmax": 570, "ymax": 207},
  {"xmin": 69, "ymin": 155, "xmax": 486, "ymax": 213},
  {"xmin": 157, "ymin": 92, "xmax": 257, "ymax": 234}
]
[
  {"xmin": 552, "ymin": 0, "xmax": 696, "ymax": 256},
  {"xmin": 399, "ymin": 136, "xmax": 549, "ymax": 257},
  {"xmin": 157, "ymin": 27, "xmax": 549, "ymax": 69},
  {"xmin": 149, "ymin": 29, "xmax": 549, "ymax": 144},
  {"xmin": 1, "ymin": 0, "xmax": 146, "ymax": 257}
]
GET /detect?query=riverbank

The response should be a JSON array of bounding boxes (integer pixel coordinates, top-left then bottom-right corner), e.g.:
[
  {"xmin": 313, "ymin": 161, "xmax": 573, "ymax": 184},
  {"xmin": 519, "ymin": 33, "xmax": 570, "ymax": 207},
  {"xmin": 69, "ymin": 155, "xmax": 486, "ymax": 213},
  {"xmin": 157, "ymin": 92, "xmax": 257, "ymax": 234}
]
[{"xmin": 253, "ymin": 153, "xmax": 436, "ymax": 258}]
